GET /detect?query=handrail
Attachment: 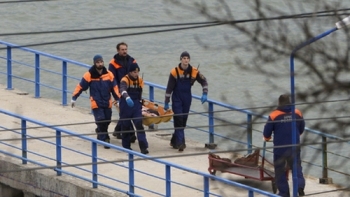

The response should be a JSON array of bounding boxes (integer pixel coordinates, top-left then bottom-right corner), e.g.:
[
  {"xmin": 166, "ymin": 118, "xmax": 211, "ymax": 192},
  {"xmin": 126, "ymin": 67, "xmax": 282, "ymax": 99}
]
[
  {"xmin": 1, "ymin": 39, "xmax": 349, "ymax": 188},
  {"xmin": 0, "ymin": 108, "xmax": 278, "ymax": 197}
]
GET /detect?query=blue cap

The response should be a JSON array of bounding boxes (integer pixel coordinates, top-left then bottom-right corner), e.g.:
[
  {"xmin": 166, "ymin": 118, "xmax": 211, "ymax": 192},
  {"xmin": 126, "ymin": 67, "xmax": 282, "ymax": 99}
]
[
  {"xmin": 128, "ymin": 62, "xmax": 140, "ymax": 72},
  {"xmin": 93, "ymin": 54, "xmax": 103, "ymax": 63},
  {"xmin": 180, "ymin": 51, "xmax": 190, "ymax": 59}
]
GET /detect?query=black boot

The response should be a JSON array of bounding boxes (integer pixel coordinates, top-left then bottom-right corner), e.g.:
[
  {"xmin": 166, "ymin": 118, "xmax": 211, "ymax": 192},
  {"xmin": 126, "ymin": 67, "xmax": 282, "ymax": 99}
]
[
  {"xmin": 104, "ymin": 138, "xmax": 110, "ymax": 149},
  {"xmin": 298, "ymin": 188, "xmax": 305, "ymax": 196},
  {"xmin": 130, "ymin": 133, "xmax": 137, "ymax": 143},
  {"xmin": 141, "ymin": 149, "xmax": 149, "ymax": 154}
]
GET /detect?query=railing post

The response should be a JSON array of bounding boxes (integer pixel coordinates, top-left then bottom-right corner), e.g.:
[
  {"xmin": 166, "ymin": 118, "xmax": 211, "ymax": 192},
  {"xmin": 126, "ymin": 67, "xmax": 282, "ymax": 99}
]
[
  {"xmin": 21, "ymin": 119, "xmax": 27, "ymax": 164},
  {"xmin": 247, "ymin": 114, "xmax": 253, "ymax": 153},
  {"xmin": 6, "ymin": 46, "xmax": 13, "ymax": 90},
  {"xmin": 92, "ymin": 142, "xmax": 98, "ymax": 188},
  {"xmin": 62, "ymin": 61, "xmax": 68, "ymax": 106},
  {"xmin": 129, "ymin": 153, "xmax": 135, "ymax": 195},
  {"xmin": 149, "ymin": 86, "xmax": 154, "ymax": 102},
  {"xmin": 35, "ymin": 53, "xmax": 40, "ymax": 98},
  {"xmin": 205, "ymin": 102, "xmax": 217, "ymax": 149},
  {"xmin": 319, "ymin": 136, "xmax": 333, "ymax": 184},
  {"xmin": 56, "ymin": 129, "xmax": 62, "ymax": 176},
  {"xmin": 248, "ymin": 190, "xmax": 254, "ymax": 197},
  {"xmin": 203, "ymin": 176, "xmax": 209, "ymax": 197},
  {"xmin": 165, "ymin": 165, "xmax": 171, "ymax": 197}
]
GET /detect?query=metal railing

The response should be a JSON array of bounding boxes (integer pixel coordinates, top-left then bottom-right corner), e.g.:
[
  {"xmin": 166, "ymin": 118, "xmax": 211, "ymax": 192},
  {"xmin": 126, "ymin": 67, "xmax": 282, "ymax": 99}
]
[
  {"xmin": 0, "ymin": 40, "xmax": 349, "ymax": 189},
  {"xmin": 0, "ymin": 108, "xmax": 278, "ymax": 197}
]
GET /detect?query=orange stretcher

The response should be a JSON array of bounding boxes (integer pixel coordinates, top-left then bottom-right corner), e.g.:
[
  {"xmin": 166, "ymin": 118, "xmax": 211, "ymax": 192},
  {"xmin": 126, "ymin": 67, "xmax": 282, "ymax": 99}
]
[
  {"xmin": 208, "ymin": 142, "xmax": 281, "ymax": 194},
  {"xmin": 141, "ymin": 99, "xmax": 174, "ymax": 126}
]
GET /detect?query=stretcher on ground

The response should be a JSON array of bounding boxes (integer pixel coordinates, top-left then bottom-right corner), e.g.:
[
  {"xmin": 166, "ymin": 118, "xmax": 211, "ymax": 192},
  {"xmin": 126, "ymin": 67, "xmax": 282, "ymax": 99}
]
[
  {"xmin": 141, "ymin": 99, "xmax": 174, "ymax": 126},
  {"xmin": 208, "ymin": 142, "xmax": 279, "ymax": 193}
]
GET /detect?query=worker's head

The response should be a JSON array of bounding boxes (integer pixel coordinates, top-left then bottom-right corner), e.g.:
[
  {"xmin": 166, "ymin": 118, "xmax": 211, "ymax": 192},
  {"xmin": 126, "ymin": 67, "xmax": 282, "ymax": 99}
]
[
  {"xmin": 180, "ymin": 51, "xmax": 190, "ymax": 60},
  {"xmin": 128, "ymin": 62, "xmax": 140, "ymax": 78},
  {"xmin": 93, "ymin": 54, "xmax": 104, "ymax": 70},
  {"xmin": 116, "ymin": 42, "xmax": 128, "ymax": 57},
  {"xmin": 278, "ymin": 94, "xmax": 291, "ymax": 107},
  {"xmin": 180, "ymin": 51, "xmax": 190, "ymax": 69}
]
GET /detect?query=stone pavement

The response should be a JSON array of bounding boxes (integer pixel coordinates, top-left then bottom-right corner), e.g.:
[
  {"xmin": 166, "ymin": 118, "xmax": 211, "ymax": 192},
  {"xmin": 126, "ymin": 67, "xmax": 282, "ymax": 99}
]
[{"xmin": 0, "ymin": 84, "xmax": 348, "ymax": 197}]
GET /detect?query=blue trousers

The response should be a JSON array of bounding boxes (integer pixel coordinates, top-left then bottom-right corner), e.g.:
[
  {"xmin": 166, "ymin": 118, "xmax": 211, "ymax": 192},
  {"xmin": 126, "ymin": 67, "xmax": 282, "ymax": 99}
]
[
  {"xmin": 120, "ymin": 104, "xmax": 148, "ymax": 150},
  {"xmin": 274, "ymin": 150, "xmax": 305, "ymax": 197},
  {"xmin": 171, "ymin": 99, "xmax": 191, "ymax": 147},
  {"xmin": 92, "ymin": 108, "xmax": 112, "ymax": 141}
]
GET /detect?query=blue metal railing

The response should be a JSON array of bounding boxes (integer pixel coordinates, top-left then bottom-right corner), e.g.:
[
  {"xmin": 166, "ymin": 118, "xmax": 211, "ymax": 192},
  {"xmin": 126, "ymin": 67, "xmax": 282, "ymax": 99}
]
[
  {"xmin": 0, "ymin": 108, "xmax": 278, "ymax": 197},
  {"xmin": 0, "ymin": 39, "xmax": 349, "ymax": 190}
]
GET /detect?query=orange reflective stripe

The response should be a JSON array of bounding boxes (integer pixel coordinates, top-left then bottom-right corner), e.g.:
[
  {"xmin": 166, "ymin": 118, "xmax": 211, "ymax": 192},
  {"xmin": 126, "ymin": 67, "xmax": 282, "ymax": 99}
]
[
  {"xmin": 191, "ymin": 67, "xmax": 199, "ymax": 78},
  {"xmin": 113, "ymin": 86, "xmax": 121, "ymax": 98},
  {"xmin": 121, "ymin": 77, "xmax": 129, "ymax": 85},
  {"xmin": 269, "ymin": 109, "xmax": 303, "ymax": 120},
  {"xmin": 72, "ymin": 84, "xmax": 83, "ymax": 96},
  {"xmin": 83, "ymin": 72, "xmax": 91, "ymax": 82},
  {"xmin": 90, "ymin": 97, "xmax": 98, "ymax": 109},
  {"xmin": 139, "ymin": 78, "xmax": 144, "ymax": 88},
  {"xmin": 170, "ymin": 68, "xmax": 177, "ymax": 78},
  {"xmin": 107, "ymin": 71, "xmax": 114, "ymax": 82},
  {"xmin": 295, "ymin": 109, "xmax": 303, "ymax": 117},
  {"xmin": 109, "ymin": 59, "xmax": 122, "ymax": 69},
  {"xmin": 269, "ymin": 110, "xmax": 286, "ymax": 120}
]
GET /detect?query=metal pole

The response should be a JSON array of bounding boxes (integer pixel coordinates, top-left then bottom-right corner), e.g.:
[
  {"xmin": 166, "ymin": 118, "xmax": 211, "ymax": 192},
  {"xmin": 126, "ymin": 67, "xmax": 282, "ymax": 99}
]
[
  {"xmin": 208, "ymin": 102, "xmax": 214, "ymax": 144},
  {"xmin": 165, "ymin": 165, "xmax": 171, "ymax": 197},
  {"xmin": 247, "ymin": 114, "xmax": 253, "ymax": 154},
  {"xmin": 149, "ymin": 86, "xmax": 154, "ymax": 102},
  {"xmin": 92, "ymin": 142, "xmax": 98, "ymax": 188},
  {"xmin": 35, "ymin": 53, "xmax": 40, "ymax": 98},
  {"xmin": 322, "ymin": 136, "xmax": 328, "ymax": 179},
  {"xmin": 56, "ymin": 130, "xmax": 62, "ymax": 176},
  {"xmin": 290, "ymin": 27, "xmax": 338, "ymax": 197},
  {"xmin": 21, "ymin": 119, "xmax": 27, "ymax": 164},
  {"xmin": 62, "ymin": 61, "xmax": 68, "ymax": 106},
  {"xmin": 129, "ymin": 153, "xmax": 135, "ymax": 195},
  {"xmin": 6, "ymin": 46, "xmax": 13, "ymax": 90}
]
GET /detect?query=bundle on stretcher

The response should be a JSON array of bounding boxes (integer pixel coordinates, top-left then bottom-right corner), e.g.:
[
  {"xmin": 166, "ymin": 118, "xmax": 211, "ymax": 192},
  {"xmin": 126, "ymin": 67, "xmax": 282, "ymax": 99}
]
[{"xmin": 141, "ymin": 99, "xmax": 173, "ymax": 126}]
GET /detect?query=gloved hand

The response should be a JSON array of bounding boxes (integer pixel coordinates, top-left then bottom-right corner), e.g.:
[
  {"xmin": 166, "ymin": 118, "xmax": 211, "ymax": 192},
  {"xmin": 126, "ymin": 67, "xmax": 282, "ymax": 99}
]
[
  {"xmin": 71, "ymin": 99, "xmax": 76, "ymax": 108},
  {"xmin": 126, "ymin": 97, "xmax": 134, "ymax": 107},
  {"xmin": 201, "ymin": 92, "xmax": 207, "ymax": 104},
  {"xmin": 164, "ymin": 102, "xmax": 169, "ymax": 111}
]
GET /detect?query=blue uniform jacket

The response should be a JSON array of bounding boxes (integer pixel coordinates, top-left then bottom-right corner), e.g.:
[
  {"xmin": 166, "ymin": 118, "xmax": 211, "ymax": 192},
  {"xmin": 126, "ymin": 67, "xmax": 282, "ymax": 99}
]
[
  {"xmin": 108, "ymin": 54, "xmax": 136, "ymax": 86},
  {"xmin": 263, "ymin": 106, "xmax": 305, "ymax": 155},
  {"xmin": 72, "ymin": 65, "xmax": 120, "ymax": 109}
]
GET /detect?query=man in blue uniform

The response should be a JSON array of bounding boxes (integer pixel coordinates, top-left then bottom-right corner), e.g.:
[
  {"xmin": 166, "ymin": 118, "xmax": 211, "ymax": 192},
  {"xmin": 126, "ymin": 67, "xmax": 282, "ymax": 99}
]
[
  {"xmin": 108, "ymin": 42, "xmax": 137, "ymax": 142},
  {"xmin": 71, "ymin": 55, "xmax": 120, "ymax": 149},
  {"xmin": 164, "ymin": 51, "xmax": 208, "ymax": 151},
  {"xmin": 119, "ymin": 62, "xmax": 149, "ymax": 154},
  {"xmin": 263, "ymin": 94, "xmax": 305, "ymax": 197}
]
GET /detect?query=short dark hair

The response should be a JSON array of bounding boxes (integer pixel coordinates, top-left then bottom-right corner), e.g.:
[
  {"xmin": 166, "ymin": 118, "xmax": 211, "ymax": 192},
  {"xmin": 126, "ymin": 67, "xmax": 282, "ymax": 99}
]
[
  {"xmin": 116, "ymin": 42, "xmax": 128, "ymax": 50},
  {"xmin": 278, "ymin": 94, "xmax": 291, "ymax": 107}
]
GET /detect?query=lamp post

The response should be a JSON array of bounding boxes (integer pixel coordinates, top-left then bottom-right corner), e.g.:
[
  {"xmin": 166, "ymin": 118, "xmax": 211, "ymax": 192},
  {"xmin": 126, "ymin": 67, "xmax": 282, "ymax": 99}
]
[{"xmin": 290, "ymin": 16, "xmax": 350, "ymax": 197}]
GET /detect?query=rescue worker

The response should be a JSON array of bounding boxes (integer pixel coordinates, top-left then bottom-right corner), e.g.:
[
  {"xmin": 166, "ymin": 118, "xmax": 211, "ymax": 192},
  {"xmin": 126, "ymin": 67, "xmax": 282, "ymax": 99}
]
[
  {"xmin": 263, "ymin": 94, "xmax": 305, "ymax": 197},
  {"xmin": 119, "ymin": 62, "xmax": 149, "ymax": 154},
  {"xmin": 71, "ymin": 54, "xmax": 120, "ymax": 149},
  {"xmin": 108, "ymin": 42, "xmax": 137, "ymax": 142},
  {"xmin": 164, "ymin": 51, "xmax": 208, "ymax": 151}
]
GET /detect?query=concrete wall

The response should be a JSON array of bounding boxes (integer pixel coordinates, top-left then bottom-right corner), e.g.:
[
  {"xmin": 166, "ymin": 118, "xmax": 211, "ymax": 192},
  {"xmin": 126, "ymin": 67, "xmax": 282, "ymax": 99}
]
[
  {"xmin": 0, "ymin": 157, "xmax": 126, "ymax": 197},
  {"xmin": 0, "ymin": 182, "xmax": 24, "ymax": 197}
]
